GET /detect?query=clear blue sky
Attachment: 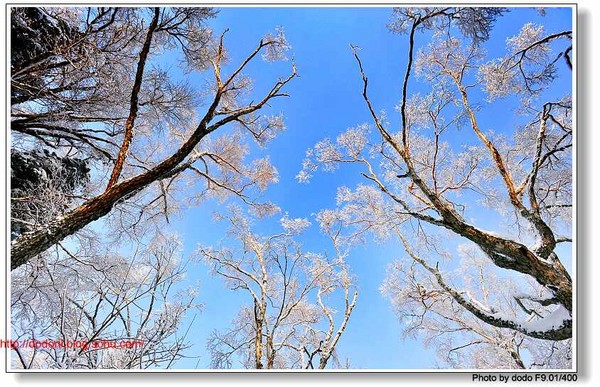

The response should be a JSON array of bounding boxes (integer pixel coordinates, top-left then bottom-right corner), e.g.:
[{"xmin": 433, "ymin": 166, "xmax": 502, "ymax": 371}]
[{"xmin": 164, "ymin": 6, "xmax": 573, "ymax": 369}]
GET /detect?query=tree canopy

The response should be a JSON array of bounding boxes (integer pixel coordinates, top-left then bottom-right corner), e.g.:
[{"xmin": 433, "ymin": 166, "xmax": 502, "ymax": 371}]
[{"xmin": 9, "ymin": 6, "xmax": 574, "ymax": 370}]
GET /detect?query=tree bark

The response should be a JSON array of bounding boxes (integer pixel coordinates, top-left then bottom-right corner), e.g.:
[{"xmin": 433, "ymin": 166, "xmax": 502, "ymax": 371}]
[
  {"xmin": 352, "ymin": 16, "xmax": 572, "ymax": 334},
  {"xmin": 11, "ymin": 96, "xmax": 218, "ymax": 270},
  {"xmin": 107, "ymin": 7, "xmax": 160, "ymax": 189}
]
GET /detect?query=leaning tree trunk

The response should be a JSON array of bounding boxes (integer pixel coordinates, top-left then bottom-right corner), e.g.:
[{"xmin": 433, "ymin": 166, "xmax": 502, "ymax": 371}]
[{"xmin": 11, "ymin": 101, "xmax": 219, "ymax": 270}]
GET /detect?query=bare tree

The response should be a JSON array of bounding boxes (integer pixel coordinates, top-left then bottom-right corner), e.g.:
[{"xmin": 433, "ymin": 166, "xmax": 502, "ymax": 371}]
[
  {"xmin": 381, "ymin": 236, "xmax": 572, "ymax": 369},
  {"xmin": 11, "ymin": 7, "xmax": 296, "ymax": 269},
  {"xmin": 11, "ymin": 233, "xmax": 200, "ymax": 369},
  {"xmin": 299, "ymin": 5, "xmax": 572, "ymax": 353},
  {"xmin": 11, "ymin": 7, "xmax": 215, "ymax": 156},
  {"xmin": 198, "ymin": 208, "xmax": 357, "ymax": 369}
]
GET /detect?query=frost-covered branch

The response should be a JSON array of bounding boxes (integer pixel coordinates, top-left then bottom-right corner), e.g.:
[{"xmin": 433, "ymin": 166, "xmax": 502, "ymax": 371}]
[{"xmin": 11, "ymin": 13, "xmax": 296, "ymax": 269}]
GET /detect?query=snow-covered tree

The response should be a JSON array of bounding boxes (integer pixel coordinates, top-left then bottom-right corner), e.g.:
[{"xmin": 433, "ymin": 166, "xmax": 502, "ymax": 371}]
[
  {"xmin": 300, "ymin": 7, "xmax": 572, "ymax": 367},
  {"xmin": 198, "ymin": 208, "xmax": 357, "ymax": 369},
  {"xmin": 11, "ymin": 7, "xmax": 296, "ymax": 269},
  {"xmin": 11, "ymin": 233, "xmax": 200, "ymax": 369},
  {"xmin": 10, "ymin": 7, "xmax": 297, "ymax": 371},
  {"xmin": 381, "ymin": 240, "xmax": 571, "ymax": 369}
]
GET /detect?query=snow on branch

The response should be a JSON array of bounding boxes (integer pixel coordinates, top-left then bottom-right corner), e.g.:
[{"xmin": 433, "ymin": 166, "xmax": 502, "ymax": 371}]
[{"xmin": 396, "ymin": 232, "xmax": 571, "ymax": 341}]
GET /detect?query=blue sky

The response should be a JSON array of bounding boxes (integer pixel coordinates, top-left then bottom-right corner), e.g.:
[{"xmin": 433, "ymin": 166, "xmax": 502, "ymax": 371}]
[{"xmin": 160, "ymin": 6, "xmax": 573, "ymax": 369}]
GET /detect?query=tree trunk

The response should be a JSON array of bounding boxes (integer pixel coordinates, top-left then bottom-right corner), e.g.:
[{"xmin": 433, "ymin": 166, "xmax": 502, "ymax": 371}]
[{"xmin": 11, "ymin": 93, "xmax": 220, "ymax": 270}]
